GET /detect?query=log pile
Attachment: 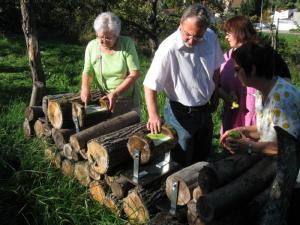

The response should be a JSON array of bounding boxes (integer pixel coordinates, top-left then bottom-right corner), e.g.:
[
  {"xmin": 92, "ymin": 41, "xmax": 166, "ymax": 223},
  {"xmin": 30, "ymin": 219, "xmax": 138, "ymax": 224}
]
[{"xmin": 23, "ymin": 90, "xmax": 297, "ymax": 225}]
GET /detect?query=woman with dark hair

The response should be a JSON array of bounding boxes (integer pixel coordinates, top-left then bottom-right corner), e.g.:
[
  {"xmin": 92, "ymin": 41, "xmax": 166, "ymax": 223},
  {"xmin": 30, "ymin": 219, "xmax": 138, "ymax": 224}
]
[
  {"xmin": 218, "ymin": 15, "xmax": 291, "ymax": 136},
  {"xmin": 221, "ymin": 42, "xmax": 300, "ymax": 224}
]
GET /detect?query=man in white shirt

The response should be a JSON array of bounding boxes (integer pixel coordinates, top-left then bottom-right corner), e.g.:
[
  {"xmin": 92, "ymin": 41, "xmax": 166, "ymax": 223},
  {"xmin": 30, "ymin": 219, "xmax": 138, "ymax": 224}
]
[{"xmin": 143, "ymin": 4, "xmax": 224, "ymax": 166}]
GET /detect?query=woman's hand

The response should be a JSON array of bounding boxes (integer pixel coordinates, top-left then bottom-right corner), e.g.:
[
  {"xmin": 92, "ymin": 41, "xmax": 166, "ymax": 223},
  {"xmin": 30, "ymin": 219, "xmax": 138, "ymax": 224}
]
[
  {"xmin": 224, "ymin": 137, "xmax": 250, "ymax": 154},
  {"xmin": 147, "ymin": 114, "xmax": 162, "ymax": 134},
  {"xmin": 101, "ymin": 91, "xmax": 118, "ymax": 112},
  {"xmin": 80, "ymin": 87, "xmax": 90, "ymax": 107}
]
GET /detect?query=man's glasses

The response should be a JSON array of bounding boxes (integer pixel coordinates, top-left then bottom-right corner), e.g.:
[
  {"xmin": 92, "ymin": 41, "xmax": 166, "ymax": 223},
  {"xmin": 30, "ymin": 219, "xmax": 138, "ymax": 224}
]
[{"xmin": 180, "ymin": 27, "xmax": 204, "ymax": 42}]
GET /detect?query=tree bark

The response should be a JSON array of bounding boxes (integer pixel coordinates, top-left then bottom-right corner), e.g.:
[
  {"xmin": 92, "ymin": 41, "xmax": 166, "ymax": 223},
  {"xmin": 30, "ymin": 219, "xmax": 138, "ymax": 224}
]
[
  {"xmin": 87, "ymin": 122, "xmax": 146, "ymax": 175},
  {"xmin": 20, "ymin": 0, "xmax": 45, "ymax": 106},
  {"xmin": 51, "ymin": 128, "xmax": 75, "ymax": 150},
  {"xmin": 47, "ymin": 90, "xmax": 103, "ymax": 129},
  {"xmin": 197, "ymin": 157, "xmax": 277, "ymax": 223},
  {"xmin": 197, "ymin": 153, "xmax": 262, "ymax": 194},
  {"xmin": 23, "ymin": 118, "xmax": 34, "ymax": 137},
  {"xmin": 127, "ymin": 124, "xmax": 177, "ymax": 164},
  {"xmin": 25, "ymin": 106, "xmax": 44, "ymax": 122},
  {"xmin": 72, "ymin": 99, "xmax": 110, "ymax": 130},
  {"xmin": 110, "ymin": 176, "xmax": 135, "ymax": 199},
  {"xmin": 70, "ymin": 111, "xmax": 140, "ymax": 152},
  {"xmin": 165, "ymin": 161, "xmax": 209, "ymax": 206},
  {"xmin": 123, "ymin": 185, "xmax": 165, "ymax": 224},
  {"xmin": 259, "ymin": 127, "xmax": 300, "ymax": 225}
]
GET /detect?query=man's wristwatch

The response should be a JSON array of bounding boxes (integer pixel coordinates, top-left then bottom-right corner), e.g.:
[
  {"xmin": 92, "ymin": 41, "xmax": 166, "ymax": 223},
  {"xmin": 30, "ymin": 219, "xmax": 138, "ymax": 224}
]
[{"xmin": 247, "ymin": 139, "xmax": 253, "ymax": 155}]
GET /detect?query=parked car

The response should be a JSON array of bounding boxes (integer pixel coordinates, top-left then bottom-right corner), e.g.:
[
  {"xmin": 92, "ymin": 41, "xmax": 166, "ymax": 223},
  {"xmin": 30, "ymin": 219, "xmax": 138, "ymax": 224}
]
[{"xmin": 254, "ymin": 23, "xmax": 270, "ymax": 30}]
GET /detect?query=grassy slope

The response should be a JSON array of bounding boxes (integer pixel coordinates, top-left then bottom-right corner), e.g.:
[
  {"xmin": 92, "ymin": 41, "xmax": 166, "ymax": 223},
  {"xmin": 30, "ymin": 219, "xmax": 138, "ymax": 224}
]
[{"xmin": 0, "ymin": 33, "xmax": 299, "ymax": 224}]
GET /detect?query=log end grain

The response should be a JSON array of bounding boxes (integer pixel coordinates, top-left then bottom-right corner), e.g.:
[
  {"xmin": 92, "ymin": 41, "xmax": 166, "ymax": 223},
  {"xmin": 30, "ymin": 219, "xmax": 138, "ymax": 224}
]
[
  {"xmin": 89, "ymin": 180, "xmax": 106, "ymax": 204},
  {"xmin": 127, "ymin": 133, "xmax": 152, "ymax": 164},
  {"xmin": 166, "ymin": 176, "xmax": 191, "ymax": 206},
  {"xmin": 74, "ymin": 161, "xmax": 90, "ymax": 187},
  {"xmin": 61, "ymin": 159, "xmax": 74, "ymax": 177},
  {"xmin": 123, "ymin": 190, "xmax": 149, "ymax": 224},
  {"xmin": 87, "ymin": 141, "xmax": 108, "ymax": 174},
  {"xmin": 48, "ymin": 101, "xmax": 63, "ymax": 129}
]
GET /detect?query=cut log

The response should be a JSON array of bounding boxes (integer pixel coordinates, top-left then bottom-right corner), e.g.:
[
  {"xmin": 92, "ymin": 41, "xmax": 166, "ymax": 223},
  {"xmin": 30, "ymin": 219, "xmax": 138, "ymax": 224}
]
[
  {"xmin": 44, "ymin": 147, "xmax": 55, "ymax": 161},
  {"xmin": 89, "ymin": 180, "xmax": 108, "ymax": 205},
  {"xmin": 86, "ymin": 122, "xmax": 146, "ymax": 175},
  {"xmin": 51, "ymin": 128, "xmax": 75, "ymax": 150},
  {"xmin": 78, "ymin": 149, "xmax": 87, "ymax": 159},
  {"xmin": 62, "ymin": 143, "xmax": 74, "ymax": 160},
  {"xmin": 61, "ymin": 159, "xmax": 74, "ymax": 177},
  {"xmin": 34, "ymin": 118, "xmax": 52, "ymax": 137},
  {"xmin": 70, "ymin": 111, "xmax": 140, "ymax": 152},
  {"xmin": 89, "ymin": 166, "xmax": 102, "ymax": 181},
  {"xmin": 23, "ymin": 118, "xmax": 34, "ymax": 137},
  {"xmin": 197, "ymin": 153, "xmax": 262, "ymax": 194},
  {"xmin": 25, "ymin": 106, "xmax": 44, "ymax": 122},
  {"xmin": 74, "ymin": 161, "xmax": 91, "ymax": 186},
  {"xmin": 111, "ymin": 176, "xmax": 135, "ymax": 199},
  {"xmin": 165, "ymin": 161, "xmax": 209, "ymax": 206},
  {"xmin": 192, "ymin": 186, "xmax": 202, "ymax": 202},
  {"xmin": 259, "ymin": 127, "xmax": 300, "ymax": 225},
  {"xmin": 127, "ymin": 124, "xmax": 177, "ymax": 164},
  {"xmin": 187, "ymin": 200, "xmax": 205, "ymax": 225},
  {"xmin": 71, "ymin": 99, "xmax": 110, "ymax": 130},
  {"xmin": 104, "ymin": 194, "xmax": 123, "ymax": 216},
  {"xmin": 51, "ymin": 152, "xmax": 62, "ymax": 169},
  {"xmin": 47, "ymin": 91, "xmax": 104, "ymax": 129},
  {"xmin": 197, "ymin": 157, "xmax": 277, "ymax": 223},
  {"xmin": 123, "ymin": 185, "xmax": 165, "ymax": 224}
]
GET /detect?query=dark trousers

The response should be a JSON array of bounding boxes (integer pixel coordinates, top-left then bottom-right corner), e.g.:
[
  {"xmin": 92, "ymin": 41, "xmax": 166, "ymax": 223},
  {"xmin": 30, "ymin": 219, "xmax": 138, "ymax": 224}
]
[{"xmin": 164, "ymin": 100, "xmax": 213, "ymax": 167}]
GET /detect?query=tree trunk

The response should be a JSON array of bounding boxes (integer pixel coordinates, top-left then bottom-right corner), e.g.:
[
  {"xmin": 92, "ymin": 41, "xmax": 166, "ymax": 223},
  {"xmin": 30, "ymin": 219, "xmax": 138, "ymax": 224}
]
[
  {"xmin": 259, "ymin": 127, "xmax": 300, "ymax": 225},
  {"xmin": 72, "ymin": 99, "xmax": 110, "ymax": 130},
  {"xmin": 197, "ymin": 157, "xmax": 277, "ymax": 223},
  {"xmin": 123, "ymin": 185, "xmax": 165, "ymax": 224},
  {"xmin": 20, "ymin": 0, "xmax": 45, "ymax": 106},
  {"xmin": 127, "ymin": 124, "xmax": 177, "ymax": 164},
  {"xmin": 87, "ymin": 122, "xmax": 146, "ymax": 175},
  {"xmin": 51, "ymin": 128, "xmax": 75, "ymax": 150},
  {"xmin": 197, "ymin": 153, "xmax": 262, "ymax": 194},
  {"xmin": 25, "ymin": 106, "xmax": 44, "ymax": 122},
  {"xmin": 70, "ymin": 111, "xmax": 140, "ymax": 152},
  {"xmin": 110, "ymin": 176, "xmax": 135, "ymax": 199},
  {"xmin": 165, "ymin": 161, "xmax": 209, "ymax": 206}
]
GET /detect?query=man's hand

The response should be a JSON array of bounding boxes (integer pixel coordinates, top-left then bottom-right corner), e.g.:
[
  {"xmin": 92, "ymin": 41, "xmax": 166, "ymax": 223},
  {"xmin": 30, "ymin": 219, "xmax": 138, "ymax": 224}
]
[{"xmin": 147, "ymin": 114, "xmax": 162, "ymax": 134}]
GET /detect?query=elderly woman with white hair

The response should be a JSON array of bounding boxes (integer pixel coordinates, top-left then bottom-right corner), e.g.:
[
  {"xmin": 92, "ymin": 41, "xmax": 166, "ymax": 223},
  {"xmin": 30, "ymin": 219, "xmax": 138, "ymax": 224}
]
[{"xmin": 80, "ymin": 12, "xmax": 140, "ymax": 113}]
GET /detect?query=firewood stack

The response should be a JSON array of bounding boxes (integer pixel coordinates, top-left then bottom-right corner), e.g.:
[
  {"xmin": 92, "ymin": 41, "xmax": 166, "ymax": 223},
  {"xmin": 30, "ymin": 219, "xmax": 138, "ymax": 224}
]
[{"xmin": 23, "ymin": 90, "xmax": 296, "ymax": 224}]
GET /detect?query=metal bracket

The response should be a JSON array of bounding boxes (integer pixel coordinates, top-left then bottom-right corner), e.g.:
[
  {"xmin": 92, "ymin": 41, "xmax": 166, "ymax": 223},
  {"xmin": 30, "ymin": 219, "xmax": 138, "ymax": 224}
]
[
  {"xmin": 133, "ymin": 149, "xmax": 141, "ymax": 183},
  {"xmin": 169, "ymin": 178, "xmax": 179, "ymax": 216},
  {"xmin": 156, "ymin": 151, "xmax": 170, "ymax": 169},
  {"xmin": 72, "ymin": 116, "xmax": 80, "ymax": 133}
]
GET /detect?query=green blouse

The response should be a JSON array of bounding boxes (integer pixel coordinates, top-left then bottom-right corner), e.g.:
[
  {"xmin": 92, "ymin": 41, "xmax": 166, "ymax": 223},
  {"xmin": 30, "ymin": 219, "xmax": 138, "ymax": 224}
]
[{"xmin": 82, "ymin": 36, "xmax": 140, "ymax": 98}]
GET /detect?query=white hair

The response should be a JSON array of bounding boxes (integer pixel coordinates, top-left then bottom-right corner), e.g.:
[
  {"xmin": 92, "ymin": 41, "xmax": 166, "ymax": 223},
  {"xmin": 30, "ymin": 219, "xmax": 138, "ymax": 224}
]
[{"xmin": 93, "ymin": 12, "xmax": 121, "ymax": 36}]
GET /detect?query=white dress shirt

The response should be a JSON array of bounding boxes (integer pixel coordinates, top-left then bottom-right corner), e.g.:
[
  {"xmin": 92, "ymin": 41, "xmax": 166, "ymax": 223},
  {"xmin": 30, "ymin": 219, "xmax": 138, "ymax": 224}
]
[{"xmin": 143, "ymin": 28, "xmax": 224, "ymax": 106}]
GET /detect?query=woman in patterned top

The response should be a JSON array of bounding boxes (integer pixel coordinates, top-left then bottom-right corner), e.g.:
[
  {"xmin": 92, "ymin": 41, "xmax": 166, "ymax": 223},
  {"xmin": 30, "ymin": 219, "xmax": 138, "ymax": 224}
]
[
  {"xmin": 221, "ymin": 42, "xmax": 299, "ymax": 155},
  {"xmin": 220, "ymin": 42, "xmax": 300, "ymax": 224}
]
